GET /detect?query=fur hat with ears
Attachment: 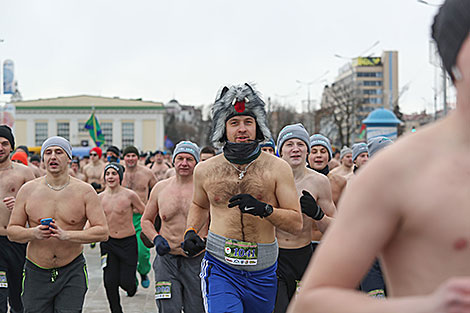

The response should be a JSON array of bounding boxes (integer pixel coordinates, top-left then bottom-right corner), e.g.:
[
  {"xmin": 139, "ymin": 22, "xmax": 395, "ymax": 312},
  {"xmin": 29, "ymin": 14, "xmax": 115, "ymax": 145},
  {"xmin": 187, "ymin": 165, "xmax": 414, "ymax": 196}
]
[{"xmin": 210, "ymin": 83, "xmax": 271, "ymax": 148}]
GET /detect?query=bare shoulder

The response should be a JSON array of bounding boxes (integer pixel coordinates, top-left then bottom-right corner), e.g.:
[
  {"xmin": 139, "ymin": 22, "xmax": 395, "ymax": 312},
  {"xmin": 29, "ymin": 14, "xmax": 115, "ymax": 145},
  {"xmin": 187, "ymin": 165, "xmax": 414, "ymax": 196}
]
[
  {"xmin": 262, "ymin": 153, "xmax": 290, "ymax": 172},
  {"xmin": 69, "ymin": 176, "xmax": 97, "ymax": 195},
  {"xmin": 306, "ymin": 168, "xmax": 330, "ymax": 185},
  {"xmin": 18, "ymin": 176, "xmax": 43, "ymax": 193},
  {"xmin": 13, "ymin": 162, "xmax": 34, "ymax": 179},
  {"xmin": 138, "ymin": 164, "xmax": 155, "ymax": 177},
  {"xmin": 194, "ymin": 154, "xmax": 224, "ymax": 177},
  {"xmin": 328, "ymin": 172, "xmax": 346, "ymax": 187},
  {"xmin": 151, "ymin": 176, "xmax": 174, "ymax": 194}
]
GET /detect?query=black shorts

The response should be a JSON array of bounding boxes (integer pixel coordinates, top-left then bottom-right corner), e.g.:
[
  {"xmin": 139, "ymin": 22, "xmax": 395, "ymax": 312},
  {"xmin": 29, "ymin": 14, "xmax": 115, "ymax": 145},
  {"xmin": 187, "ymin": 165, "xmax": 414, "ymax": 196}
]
[{"xmin": 22, "ymin": 254, "xmax": 88, "ymax": 313}]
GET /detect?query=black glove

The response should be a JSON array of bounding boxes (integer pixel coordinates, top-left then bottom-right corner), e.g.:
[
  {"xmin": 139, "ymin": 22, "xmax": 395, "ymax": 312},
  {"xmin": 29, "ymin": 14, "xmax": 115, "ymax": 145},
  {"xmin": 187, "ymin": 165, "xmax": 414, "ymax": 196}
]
[
  {"xmin": 153, "ymin": 235, "xmax": 171, "ymax": 256},
  {"xmin": 91, "ymin": 182, "xmax": 102, "ymax": 191},
  {"xmin": 300, "ymin": 190, "xmax": 324, "ymax": 220},
  {"xmin": 181, "ymin": 230, "xmax": 205, "ymax": 257},
  {"xmin": 228, "ymin": 194, "xmax": 273, "ymax": 218}
]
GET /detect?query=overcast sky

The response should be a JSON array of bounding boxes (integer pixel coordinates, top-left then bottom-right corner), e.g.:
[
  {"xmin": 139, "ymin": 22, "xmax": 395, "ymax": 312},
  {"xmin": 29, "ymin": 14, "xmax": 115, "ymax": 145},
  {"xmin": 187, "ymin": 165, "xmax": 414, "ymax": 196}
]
[{"xmin": 0, "ymin": 0, "xmax": 449, "ymax": 115}]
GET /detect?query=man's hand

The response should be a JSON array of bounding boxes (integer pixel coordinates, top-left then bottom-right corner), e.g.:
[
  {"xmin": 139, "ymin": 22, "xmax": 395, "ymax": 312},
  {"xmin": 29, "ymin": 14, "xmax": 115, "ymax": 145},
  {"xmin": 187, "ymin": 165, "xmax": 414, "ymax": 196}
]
[
  {"xmin": 49, "ymin": 222, "xmax": 70, "ymax": 241},
  {"xmin": 431, "ymin": 277, "xmax": 470, "ymax": 313},
  {"xmin": 181, "ymin": 229, "xmax": 205, "ymax": 257},
  {"xmin": 3, "ymin": 196, "xmax": 15, "ymax": 211},
  {"xmin": 153, "ymin": 235, "xmax": 171, "ymax": 256},
  {"xmin": 300, "ymin": 190, "xmax": 324, "ymax": 220},
  {"xmin": 33, "ymin": 224, "xmax": 54, "ymax": 240},
  {"xmin": 228, "ymin": 194, "xmax": 273, "ymax": 218}
]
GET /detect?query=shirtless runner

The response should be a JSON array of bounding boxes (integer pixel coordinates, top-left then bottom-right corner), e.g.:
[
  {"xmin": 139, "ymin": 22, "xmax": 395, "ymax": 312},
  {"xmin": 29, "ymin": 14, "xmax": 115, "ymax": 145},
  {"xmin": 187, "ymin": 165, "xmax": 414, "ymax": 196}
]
[
  {"xmin": 289, "ymin": 2, "xmax": 470, "ymax": 311},
  {"xmin": 183, "ymin": 84, "xmax": 302, "ymax": 313},
  {"xmin": 330, "ymin": 146, "xmax": 353, "ymax": 177},
  {"xmin": 148, "ymin": 150, "xmax": 170, "ymax": 181},
  {"xmin": 275, "ymin": 124, "xmax": 336, "ymax": 313},
  {"xmin": 99, "ymin": 162, "xmax": 145, "ymax": 313},
  {"xmin": 142, "ymin": 141, "xmax": 205, "ymax": 313},
  {"xmin": 0, "ymin": 126, "xmax": 35, "ymax": 313},
  {"xmin": 7, "ymin": 136, "xmax": 108, "ymax": 313},
  {"xmin": 121, "ymin": 145, "xmax": 157, "ymax": 289},
  {"xmin": 83, "ymin": 147, "xmax": 105, "ymax": 191}
]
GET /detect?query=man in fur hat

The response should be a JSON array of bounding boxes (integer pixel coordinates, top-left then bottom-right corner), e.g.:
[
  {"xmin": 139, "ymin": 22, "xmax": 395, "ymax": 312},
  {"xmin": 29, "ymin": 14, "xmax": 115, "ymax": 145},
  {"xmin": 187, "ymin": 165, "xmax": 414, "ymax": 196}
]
[{"xmin": 183, "ymin": 83, "xmax": 302, "ymax": 313}]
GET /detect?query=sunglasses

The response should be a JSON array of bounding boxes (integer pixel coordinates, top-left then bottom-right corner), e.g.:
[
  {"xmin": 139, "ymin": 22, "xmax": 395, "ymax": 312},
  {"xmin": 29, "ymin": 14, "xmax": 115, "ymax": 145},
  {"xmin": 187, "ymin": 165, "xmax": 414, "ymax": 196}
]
[{"xmin": 90, "ymin": 153, "xmax": 98, "ymax": 156}]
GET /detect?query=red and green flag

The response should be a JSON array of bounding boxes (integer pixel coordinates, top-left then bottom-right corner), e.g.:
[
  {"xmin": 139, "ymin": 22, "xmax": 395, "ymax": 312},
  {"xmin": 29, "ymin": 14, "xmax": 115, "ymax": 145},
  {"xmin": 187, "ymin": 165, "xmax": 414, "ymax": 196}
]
[{"xmin": 358, "ymin": 124, "xmax": 367, "ymax": 139}]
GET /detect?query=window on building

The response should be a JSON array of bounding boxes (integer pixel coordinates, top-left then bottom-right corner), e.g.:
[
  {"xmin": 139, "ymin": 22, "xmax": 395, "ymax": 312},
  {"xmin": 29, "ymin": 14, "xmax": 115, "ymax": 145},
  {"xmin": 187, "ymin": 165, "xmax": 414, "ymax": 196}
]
[
  {"xmin": 122, "ymin": 122, "xmax": 134, "ymax": 148},
  {"xmin": 363, "ymin": 89, "xmax": 383, "ymax": 95},
  {"xmin": 357, "ymin": 72, "xmax": 383, "ymax": 78},
  {"xmin": 101, "ymin": 122, "xmax": 113, "ymax": 149},
  {"xmin": 35, "ymin": 122, "xmax": 48, "ymax": 146},
  {"xmin": 57, "ymin": 122, "xmax": 70, "ymax": 140},
  {"xmin": 364, "ymin": 97, "xmax": 383, "ymax": 104},
  {"xmin": 78, "ymin": 122, "xmax": 88, "ymax": 134},
  {"xmin": 363, "ymin": 81, "xmax": 383, "ymax": 86}
]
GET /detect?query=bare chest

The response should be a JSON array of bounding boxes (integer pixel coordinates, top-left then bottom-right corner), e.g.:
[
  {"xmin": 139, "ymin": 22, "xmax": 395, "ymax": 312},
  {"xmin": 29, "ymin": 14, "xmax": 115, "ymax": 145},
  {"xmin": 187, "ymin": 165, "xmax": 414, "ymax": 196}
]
[
  {"xmin": 26, "ymin": 187, "xmax": 87, "ymax": 227},
  {"xmin": 0, "ymin": 170, "xmax": 25, "ymax": 197},
  {"xmin": 158, "ymin": 185, "xmax": 193, "ymax": 222},
  {"xmin": 398, "ymin": 164, "xmax": 470, "ymax": 253},
  {"xmin": 123, "ymin": 171, "xmax": 149, "ymax": 192},
  {"xmin": 102, "ymin": 193, "xmax": 132, "ymax": 217},
  {"xmin": 85, "ymin": 165, "xmax": 102, "ymax": 179},
  {"xmin": 207, "ymin": 164, "xmax": 273, "ymax": 205}
]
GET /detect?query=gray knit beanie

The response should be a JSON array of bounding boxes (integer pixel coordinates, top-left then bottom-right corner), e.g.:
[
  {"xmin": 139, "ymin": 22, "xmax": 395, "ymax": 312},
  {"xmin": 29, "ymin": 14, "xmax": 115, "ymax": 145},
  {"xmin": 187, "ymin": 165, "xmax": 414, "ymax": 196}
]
[
  {"xmin": 41, "ymin": 136, "xmax": 72, "ymax": 160},
  {"xmin": 277, "ymin": 123, "xmax": 311, "ymax": 154},
  {"xmin": 340, "ymin": 146, "xmax": 352, "ymax": 160},
  {"xmin": 352, "ymin": 143, "xmax": 368, "ymax": 161},
  {"xmin": 309, "ymin": 134, "xmax": 333, "ymax": 160},
  {"xmin": 172, "ymin": 141, "xmax": 200, "ymax": 163}
]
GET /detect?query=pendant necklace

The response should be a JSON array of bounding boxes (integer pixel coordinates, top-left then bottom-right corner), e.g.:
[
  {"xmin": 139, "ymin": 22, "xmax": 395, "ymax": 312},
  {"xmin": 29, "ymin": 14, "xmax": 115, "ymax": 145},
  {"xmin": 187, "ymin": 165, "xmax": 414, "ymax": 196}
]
[
  {"xmin": 229, "ymin": 159, "xmax": 256, "ymax": 180},
  {"xmin": 45, "ymin": 176, "xmax": 70, "ymax": 191}
]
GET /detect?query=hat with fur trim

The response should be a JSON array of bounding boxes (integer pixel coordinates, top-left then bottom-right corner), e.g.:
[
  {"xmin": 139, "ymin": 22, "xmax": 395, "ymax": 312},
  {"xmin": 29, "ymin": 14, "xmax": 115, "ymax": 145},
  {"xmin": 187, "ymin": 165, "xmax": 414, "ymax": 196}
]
[{"xmin": 210, "ymin": 83, "xmax": 271, "ymax": 148}]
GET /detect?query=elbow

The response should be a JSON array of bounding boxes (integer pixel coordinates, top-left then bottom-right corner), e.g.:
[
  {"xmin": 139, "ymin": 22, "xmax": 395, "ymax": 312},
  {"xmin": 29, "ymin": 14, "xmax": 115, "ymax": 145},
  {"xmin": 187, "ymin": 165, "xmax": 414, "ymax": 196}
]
[
  {"xmin": 99, "ymin": 226, "xmax": 109, "ymax": 242},
  {"xmin": 6, "ymin": 226, "xmax": 17, "ymax": 242}
]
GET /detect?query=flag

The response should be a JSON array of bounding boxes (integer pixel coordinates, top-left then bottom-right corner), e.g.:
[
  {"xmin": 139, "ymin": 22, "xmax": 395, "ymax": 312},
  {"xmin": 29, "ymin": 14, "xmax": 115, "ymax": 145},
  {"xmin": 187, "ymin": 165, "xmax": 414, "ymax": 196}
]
[
  {"xmin": 84, "ymin": 112, "xmax": 105, "ymax": 147},
  {"xmin": 164, "ymin": 135, "xmax": 174, "ymax": 149},
  {"xmin": 358, "ymin": 124, "xmax": 367, "ymax": 139}
]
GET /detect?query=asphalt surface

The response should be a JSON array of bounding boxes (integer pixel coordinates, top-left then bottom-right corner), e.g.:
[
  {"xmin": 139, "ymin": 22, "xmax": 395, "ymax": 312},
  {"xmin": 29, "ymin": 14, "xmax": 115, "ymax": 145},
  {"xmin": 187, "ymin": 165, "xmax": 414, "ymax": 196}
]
[{"xmin": 82, "ymin": 244, "xmax": 157, "ymax": 313}]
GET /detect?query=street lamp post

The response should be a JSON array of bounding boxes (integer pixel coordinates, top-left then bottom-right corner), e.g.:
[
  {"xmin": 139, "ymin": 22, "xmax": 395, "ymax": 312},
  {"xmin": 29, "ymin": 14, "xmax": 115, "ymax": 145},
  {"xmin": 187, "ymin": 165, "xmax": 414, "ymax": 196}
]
[{"xmin": 297, "ymin": 70, "xmax": 329, "ymax": 134}]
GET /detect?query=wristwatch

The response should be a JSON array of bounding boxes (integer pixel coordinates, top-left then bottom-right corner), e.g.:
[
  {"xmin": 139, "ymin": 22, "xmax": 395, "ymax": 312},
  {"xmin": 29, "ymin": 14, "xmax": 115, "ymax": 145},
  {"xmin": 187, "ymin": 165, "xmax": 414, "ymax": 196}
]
[{"xmin": 263, "ymin": 204, "xmax": 273, "ymax": 217}]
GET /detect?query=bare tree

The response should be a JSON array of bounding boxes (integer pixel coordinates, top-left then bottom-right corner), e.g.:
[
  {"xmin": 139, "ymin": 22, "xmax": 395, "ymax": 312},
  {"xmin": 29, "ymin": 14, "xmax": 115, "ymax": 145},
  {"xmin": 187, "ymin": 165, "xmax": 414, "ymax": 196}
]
[
  {"xmin": 317, "ymin": 83, "xmax": 361, "ymax": 147},
  {"xmin": 268, "ymin": 99, "xmax": 298, "ymax": 140}
]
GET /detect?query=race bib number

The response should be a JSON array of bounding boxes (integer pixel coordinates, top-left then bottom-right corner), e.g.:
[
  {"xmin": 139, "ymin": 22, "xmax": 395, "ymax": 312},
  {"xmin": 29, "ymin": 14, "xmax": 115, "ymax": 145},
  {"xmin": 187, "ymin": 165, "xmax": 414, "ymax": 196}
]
[
  {"xmin": 155, "ymin": 281, "xmax": 171, "ymax": 299},
  {"xmin": 101, "ymin": 254, "xmax": 108, "ymax": 270},
  {"xmin": 0, "ymin": 271, "xmax": 7, "ymax": 288},
  {"xmin": 224, "ymin": 239, "xmax": 258, "ymax": 265}
]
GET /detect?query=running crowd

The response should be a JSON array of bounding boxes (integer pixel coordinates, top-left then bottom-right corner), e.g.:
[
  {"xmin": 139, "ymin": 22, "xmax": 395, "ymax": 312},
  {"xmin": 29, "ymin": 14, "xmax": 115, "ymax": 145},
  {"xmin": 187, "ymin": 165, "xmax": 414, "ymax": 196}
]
[{"xmin": 1, "ymin": 1, "xmax": 470, "ymax": 312}]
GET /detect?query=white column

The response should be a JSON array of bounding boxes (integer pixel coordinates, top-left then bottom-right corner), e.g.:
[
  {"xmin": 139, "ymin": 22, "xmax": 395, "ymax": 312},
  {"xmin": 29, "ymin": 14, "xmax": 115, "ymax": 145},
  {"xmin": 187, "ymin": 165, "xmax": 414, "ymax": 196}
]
[
  {"xmin": 70, "ymin": 119, "xmax": 79, "ymax": 146},
  {"xmin": 135, "ymin": 117, "xmax": 143, "ymax": 150},
  {"xmin": 48, "ymin": 118, "xmax": 57, "ymax": 137},
  {"xmin": 27, "ymin": 117, "xmax": 35, "ymax": 147},
  {"xmin": 113, "ymin": 118, "xmax": 122, "ymax": 148}
]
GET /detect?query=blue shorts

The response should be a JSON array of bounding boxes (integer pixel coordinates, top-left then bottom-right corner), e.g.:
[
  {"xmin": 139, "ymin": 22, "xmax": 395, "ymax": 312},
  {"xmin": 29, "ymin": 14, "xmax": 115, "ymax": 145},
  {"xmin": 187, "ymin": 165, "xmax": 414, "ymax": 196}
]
[{"xmin": 200, "ymin": 251, "xmax": 277, "ymax": 313}]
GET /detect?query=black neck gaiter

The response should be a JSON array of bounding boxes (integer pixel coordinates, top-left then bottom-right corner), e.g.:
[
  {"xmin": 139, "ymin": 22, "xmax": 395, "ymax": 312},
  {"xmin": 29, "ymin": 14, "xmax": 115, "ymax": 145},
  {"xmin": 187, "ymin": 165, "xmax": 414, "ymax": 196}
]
[
  {"xmin": 313, "ymin": 164, "xmax": 330, "ymax": 176},
  {"xmin": 223, "ymin": 141, "xmax": 261, "ymax": 165}
]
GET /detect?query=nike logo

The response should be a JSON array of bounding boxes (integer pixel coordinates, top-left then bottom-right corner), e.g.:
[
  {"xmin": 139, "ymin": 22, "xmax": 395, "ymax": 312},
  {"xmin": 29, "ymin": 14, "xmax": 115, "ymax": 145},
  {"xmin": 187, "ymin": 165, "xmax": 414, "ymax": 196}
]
[{"xmin": 245, "ymin": 207, "xmax": 255, "ymax": 211}]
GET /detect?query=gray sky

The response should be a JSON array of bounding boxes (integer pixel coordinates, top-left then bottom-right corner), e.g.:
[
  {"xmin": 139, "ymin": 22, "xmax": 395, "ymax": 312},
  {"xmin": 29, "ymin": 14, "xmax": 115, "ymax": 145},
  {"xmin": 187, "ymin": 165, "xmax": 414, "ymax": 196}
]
[{"xmin": 0, "ymin": 0, "xmax": 449, "ymax": 114}]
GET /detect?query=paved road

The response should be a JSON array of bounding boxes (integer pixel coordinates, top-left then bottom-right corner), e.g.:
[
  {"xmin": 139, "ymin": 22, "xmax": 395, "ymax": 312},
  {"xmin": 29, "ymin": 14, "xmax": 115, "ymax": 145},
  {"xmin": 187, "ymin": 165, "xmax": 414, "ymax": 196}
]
[{"xmin": 82, "ymin": 244, "xmax": 157, "ymax": 313}]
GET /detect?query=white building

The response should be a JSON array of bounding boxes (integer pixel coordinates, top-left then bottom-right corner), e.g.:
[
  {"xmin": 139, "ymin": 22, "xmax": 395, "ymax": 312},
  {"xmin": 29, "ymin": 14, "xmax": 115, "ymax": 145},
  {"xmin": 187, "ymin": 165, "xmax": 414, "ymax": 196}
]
[{"xmin": 13, "ymin": 95, "xmax": 165, "ymax": 151}]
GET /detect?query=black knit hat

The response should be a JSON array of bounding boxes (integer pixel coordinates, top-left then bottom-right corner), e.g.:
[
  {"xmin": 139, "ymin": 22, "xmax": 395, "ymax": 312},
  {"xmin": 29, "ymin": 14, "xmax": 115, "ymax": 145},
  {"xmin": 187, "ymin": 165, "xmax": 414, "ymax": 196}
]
[
  {"xmin": 104, "ymin": 162, "xmax": 125, "ymax": 184},
  {"xmin": 122, "ymin": 146, "xmax": 139, "ymax": 157},
  {"xmin": 432, "ymin": 0, "xmax": 470, "ymax": 81},
  {"xmin": 0, "ymin": 125, "xmax": 14, "ymax": 150}
]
